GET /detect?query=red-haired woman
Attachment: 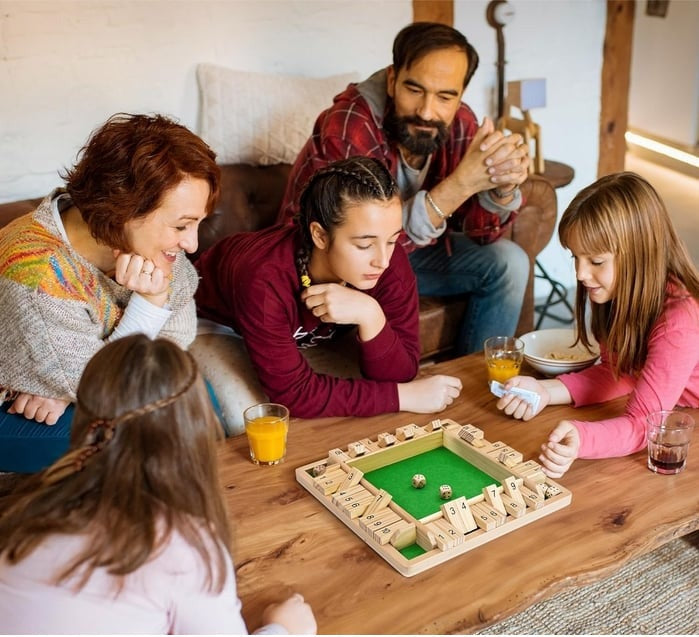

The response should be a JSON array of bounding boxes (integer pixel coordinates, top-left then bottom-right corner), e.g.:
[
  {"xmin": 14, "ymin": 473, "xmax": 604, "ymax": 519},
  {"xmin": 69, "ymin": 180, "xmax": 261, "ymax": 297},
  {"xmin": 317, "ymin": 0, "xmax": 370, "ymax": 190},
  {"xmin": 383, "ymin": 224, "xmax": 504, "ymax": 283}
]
[{"xmin": 0, "ymin": 113, "xmax": 220, "ymax": 473}]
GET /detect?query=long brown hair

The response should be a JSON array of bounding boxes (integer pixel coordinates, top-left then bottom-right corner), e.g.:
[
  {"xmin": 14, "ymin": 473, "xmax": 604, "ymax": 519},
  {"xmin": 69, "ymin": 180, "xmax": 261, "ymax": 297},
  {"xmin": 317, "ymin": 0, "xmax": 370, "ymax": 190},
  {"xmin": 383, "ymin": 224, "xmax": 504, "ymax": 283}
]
[
  {"xmin": 559, "ymin": 172, "xmax": 699, "ymax": 376},
  {"xmin": 0, "ymin": 335, "xmax": 231, "ymax": 593}
]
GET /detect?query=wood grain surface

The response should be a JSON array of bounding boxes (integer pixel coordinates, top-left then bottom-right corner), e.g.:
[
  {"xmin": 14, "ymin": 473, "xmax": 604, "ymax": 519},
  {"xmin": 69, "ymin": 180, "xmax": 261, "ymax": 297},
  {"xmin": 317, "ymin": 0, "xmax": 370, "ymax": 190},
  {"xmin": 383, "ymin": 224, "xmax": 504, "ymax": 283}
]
[{"xmin": 217, "ymin": 354, "xmax": 699, "ymax": 634}]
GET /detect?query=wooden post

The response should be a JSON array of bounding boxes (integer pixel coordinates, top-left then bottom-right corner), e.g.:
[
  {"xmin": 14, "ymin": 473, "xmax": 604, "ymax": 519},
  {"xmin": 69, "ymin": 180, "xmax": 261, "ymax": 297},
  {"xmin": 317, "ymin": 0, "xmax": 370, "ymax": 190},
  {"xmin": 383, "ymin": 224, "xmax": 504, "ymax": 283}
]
[
  {"xmin": 413, "ymin": 0, "xmax": 453, "ymax": 25},
  {"xmin": 598, "ymin": 0, "xmax": 635, "ymax": 177}
]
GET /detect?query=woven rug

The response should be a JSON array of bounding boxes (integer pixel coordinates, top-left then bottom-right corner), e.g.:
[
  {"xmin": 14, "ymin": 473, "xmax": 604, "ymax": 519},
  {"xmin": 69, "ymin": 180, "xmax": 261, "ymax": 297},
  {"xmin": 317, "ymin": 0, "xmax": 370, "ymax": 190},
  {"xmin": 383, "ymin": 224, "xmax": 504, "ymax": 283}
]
[{"xmin": 478, "ymin": 531, "xmax": 699, "ymax": 635}]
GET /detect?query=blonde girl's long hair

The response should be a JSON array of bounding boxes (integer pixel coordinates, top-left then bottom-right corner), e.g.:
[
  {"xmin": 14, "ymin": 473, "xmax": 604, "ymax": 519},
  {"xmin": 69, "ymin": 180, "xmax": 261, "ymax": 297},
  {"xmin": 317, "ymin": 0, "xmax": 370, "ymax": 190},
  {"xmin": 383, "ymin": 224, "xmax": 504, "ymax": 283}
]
[
  {"xmin": 559, "ymin": 172, "xmax": 699, "ymax": 377},
  {"xmin": 0, "ymin": 334, "xmax": 231, "ymax": 593}
]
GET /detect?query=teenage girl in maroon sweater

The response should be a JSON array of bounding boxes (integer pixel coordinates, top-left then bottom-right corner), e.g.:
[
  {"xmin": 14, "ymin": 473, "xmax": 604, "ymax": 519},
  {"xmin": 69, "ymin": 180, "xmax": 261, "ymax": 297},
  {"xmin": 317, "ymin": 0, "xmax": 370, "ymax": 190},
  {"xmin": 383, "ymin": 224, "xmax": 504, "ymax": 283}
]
[{"xmin": 195, "ymin": 157, "xmax": 462, "ymax": 418}]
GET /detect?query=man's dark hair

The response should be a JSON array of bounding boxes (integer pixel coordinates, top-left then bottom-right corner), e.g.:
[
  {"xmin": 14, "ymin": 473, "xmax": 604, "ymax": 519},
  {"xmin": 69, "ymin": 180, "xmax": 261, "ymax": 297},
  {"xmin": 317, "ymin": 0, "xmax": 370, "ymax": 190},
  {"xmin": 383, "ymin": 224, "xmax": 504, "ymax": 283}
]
[{"xmin": 392, "ymin": 22, "xmax": 479, "ymax": 89}]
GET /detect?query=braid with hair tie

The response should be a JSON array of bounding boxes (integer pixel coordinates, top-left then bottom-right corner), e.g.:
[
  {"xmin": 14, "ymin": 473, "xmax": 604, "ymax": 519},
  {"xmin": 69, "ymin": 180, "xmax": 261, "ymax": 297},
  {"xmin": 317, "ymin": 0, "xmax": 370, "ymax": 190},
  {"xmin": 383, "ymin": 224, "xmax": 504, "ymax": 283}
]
[
  {"xmin": 294, "ymin": 157, "xmax": 398, "ymax": 290},
  {"xmin": 41, "ymin": 351, "xmax": 199, "ymax": 486}
]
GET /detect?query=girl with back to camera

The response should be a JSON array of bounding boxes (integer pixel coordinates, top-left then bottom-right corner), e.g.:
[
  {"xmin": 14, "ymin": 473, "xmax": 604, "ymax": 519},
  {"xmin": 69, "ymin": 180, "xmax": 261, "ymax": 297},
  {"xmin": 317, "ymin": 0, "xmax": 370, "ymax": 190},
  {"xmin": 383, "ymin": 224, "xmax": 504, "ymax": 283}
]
[
  {"xmin": 0, "ymin": 113, "xmax": 220, "ymax": 473},
  {"xmin": 195, "ymin": 156, "xmax": 462, "ymax": 422},
  {"xmin": 0, "ymin": 334, "xmax": 316, "ymax": 635},
  {"xmin": 496, "ymin": 172, "xmax": 699, "ymax": 477}
]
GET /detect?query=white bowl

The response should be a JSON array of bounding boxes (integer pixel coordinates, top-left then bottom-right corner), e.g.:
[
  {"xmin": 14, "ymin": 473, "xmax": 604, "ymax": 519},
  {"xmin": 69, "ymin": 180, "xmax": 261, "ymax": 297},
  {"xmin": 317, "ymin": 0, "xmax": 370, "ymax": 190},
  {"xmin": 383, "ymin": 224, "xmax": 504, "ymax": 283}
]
[{"xmin": 519, "ymin": 328, "xmax": 599, "ymax": 376}]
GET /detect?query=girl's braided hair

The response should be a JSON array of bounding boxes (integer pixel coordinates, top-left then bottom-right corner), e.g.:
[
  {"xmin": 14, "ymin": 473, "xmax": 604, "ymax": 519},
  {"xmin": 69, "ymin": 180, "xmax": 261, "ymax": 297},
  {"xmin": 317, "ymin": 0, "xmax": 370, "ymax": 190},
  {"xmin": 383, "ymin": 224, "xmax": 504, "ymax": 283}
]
[
  {"xmin": 0, "ymin": 334, "xmax": 231, "ymax": 594},
  {"xmin": 294, "ymin": 156, "xmax": 399, "ymax": 287}
]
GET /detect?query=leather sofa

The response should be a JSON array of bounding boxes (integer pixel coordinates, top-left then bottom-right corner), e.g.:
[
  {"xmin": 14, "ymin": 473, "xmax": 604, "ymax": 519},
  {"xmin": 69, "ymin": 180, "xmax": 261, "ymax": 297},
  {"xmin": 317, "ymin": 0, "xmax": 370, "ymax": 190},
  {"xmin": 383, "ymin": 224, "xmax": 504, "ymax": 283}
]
[{"xmin": 1, "ymin": 164, "xmax": 557, "ymax": 360}]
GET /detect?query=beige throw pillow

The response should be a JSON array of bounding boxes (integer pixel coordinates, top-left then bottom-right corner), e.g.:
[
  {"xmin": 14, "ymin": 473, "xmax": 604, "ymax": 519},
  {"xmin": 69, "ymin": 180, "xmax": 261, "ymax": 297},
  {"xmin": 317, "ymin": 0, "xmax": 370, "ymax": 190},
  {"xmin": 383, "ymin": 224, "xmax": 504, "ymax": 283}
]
[{"xmin": 197, "ymin": 63, "xmax": 359, "ymax": 165}]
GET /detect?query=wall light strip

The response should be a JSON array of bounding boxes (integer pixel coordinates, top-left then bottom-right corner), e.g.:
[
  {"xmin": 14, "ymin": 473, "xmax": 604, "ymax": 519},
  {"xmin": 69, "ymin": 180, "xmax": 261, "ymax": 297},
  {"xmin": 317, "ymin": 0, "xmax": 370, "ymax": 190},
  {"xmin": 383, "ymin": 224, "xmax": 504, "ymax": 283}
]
[{"xmin": 625, "ymin": 131, "xmax": 699, "ymax": 168}]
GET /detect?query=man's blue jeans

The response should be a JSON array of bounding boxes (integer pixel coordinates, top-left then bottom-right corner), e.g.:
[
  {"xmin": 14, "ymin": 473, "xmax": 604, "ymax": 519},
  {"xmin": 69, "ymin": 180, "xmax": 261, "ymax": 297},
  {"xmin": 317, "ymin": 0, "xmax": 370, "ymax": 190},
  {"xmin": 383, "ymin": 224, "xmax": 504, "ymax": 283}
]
[
  {"xmin": 409, "ymin": 234, "xmax": 529, "ymax": 355},
  {"xmin": 0, "ymin": 380, "xmax": 225, "ymax": 474}
]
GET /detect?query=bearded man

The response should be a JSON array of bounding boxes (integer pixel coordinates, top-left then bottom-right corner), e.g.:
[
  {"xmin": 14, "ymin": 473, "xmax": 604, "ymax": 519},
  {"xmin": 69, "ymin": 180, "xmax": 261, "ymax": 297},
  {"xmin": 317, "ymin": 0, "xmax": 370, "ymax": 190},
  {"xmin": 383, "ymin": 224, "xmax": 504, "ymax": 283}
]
[{"xmin": 278, "ymin": 22, "xmax": 530, "ymax": 355}]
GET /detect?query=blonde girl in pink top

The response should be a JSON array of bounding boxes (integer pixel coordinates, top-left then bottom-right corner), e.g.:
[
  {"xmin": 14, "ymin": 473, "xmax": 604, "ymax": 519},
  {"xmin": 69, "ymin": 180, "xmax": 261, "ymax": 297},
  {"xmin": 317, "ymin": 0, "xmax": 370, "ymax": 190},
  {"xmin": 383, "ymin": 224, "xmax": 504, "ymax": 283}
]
[
  {"xmin": 0, "ymin": 334, "xmax": 316, "ymax": 635},
  {"xmin": 496, "ymin": 172, "xmax": 699, "ymax": 477}
]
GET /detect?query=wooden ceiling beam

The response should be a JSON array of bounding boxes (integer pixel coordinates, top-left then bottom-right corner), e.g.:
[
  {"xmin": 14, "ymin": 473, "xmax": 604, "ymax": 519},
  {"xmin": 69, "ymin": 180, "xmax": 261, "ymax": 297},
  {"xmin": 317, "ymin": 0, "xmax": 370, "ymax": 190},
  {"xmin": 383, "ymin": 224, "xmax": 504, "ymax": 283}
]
[
  {"xmin": 598, "ymin": 0, "xmax": 635, "ymax": 176},
  {"xmin": 413, "ymin": 0, "xmax": 453, "ymax": 25}
]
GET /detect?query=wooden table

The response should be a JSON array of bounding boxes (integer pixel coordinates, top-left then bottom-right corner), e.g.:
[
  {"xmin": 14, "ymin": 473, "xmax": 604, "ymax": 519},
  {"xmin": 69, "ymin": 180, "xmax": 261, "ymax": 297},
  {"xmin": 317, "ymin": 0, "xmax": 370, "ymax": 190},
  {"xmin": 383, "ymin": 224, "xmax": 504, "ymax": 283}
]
[{"xmin": 217, "ymin": 354, "xmax": 699, "ymax": 634}]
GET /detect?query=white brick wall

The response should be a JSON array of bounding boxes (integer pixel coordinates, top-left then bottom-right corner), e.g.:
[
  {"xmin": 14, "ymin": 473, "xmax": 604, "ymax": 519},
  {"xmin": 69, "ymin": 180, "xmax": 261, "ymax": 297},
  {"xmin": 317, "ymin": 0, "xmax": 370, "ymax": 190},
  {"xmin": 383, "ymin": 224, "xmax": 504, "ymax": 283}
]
[{"xmin": 0, "ymin": 0, "xmax": 611, "ymax": 289}]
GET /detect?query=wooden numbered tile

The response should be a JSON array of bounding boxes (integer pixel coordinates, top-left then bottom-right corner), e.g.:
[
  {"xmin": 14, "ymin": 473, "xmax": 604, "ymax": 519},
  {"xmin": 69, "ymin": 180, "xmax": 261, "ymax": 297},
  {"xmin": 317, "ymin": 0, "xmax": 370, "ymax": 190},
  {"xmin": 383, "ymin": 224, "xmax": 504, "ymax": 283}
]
[
  {"xmin": 511, "ymin": 459, "xmax": 542, "ymax": 475},
  {"xmin": 331, "ymin": 484, "xmax": 366, "ymax": 504},
  {"xmin": 336, "ymin": 487, "xmax": 373, "ymax": 505},
  {"xmin": 502, "ymin": 475, "xmax": 525, "ymax": 506},
  {"xmin": 370, "ymin": 512, "xmax": 403, "ymax": 542},
  {"xmin": 389, "ymin": 521, "xmax": 417, "ymax": 550},
  {"xmin": 429, "ymin": 527, "xmax": 455, "ymax": 550},
  {"xmin": 500, "ymin": 493, "xmax": 526, "ymax": 518},
  {"xmin": 455, "ymin": 497, "xmax": 479, "ymax": 532},
  {"xmin": 366, "ymin": 511, "xmax": 402, "ymax": 538},
  {"xmin": 441, "ymin": 499, "xmax": 468, "ymax": 533},
  {"xmin": 374, "ymin": 519, "xmax": 406, "ymax": 545},
  {"xmin": 512, "ymin": 461, "xmax": 547, "ymax": 485},
  {"xmin": 364, "ymin": 488, "xmax": 392, "ymax": 516},
  {"xmin": 347, "ymin": 441, "xmax": 367, "ymax": 457},
  {"xmin": 432, "ymin": 518, "xmax": 463, "ymax": 546},
  {"xmin": 359, "ymin": 509, "xmax": 396, "ymax": 532},
  {"xmin": 469, "ymin": 504, "xmax": 497, "ymax": 531},
  {"xmin": 395, "ymin": 424, "xmax": 417, "ymax": 441},
  {"xmin": 520, "ymin": 485, "xmax": 544, "ymax": 510},
  {"xmin": 359, "ymin": 437, "xmax": 381, "ymax": 454},
  {"xmin": 499, "ymin": 449, "xmax": 524, "ymax": 467},
  {"xmin": 313, "ymin": 475, "xmax": 344, "ymax": 496},
  {"xmin": 427, "ymin": 418, "xmax": 443, "ymax": 431},
  {"xmin": 411, "ymin": 424, "xmax": 429, "ymax": 438},
  {"xmin": 482, "ymin": 484, "xmax": 507, "ymax": 515},
  {"xmin": 343, "ymin": 499, "xmax": 374, "ymax": 519},
  {"xmin": 458, "ymin": 424, "xmax": 486, "ymax": 448},
  {"xmin": 338, "ymin": 466, "xmax": 363, "ymax": 491},
  {"xmin": 472, "ymin": 502, "xmax": 506, "ymax": 528},
  {"xmin": 528, "ymin": 470, "xmax": 547, "ymax": 485},
  {"xmin": 428, "ymin": 521, "xmax": 456, "ymax": 550},
  {"xmin": 327, "ymin": 447, "xmax": 350, "ymax": 464},
  {"xmin": 321, "ymin": 464, "xmax": 346, "ymax": 479},
  {"xmin": 481, "ymin": 440, "xmax": 508, "ymax": 456},
  {"xmin": 333, "ymin": 486, "xmax": 370, "ymax": 507},
  {"xmin": 377, "ymin": 432, "xmax": 397, "ymax": 447}
]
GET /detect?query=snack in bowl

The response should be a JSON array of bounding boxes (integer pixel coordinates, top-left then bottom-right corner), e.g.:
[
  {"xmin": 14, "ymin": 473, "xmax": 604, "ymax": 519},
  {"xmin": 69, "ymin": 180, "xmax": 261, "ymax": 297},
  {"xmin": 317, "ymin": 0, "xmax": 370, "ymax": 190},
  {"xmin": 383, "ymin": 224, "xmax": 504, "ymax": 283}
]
[{"xmin": 519, "ymin": 328, "xmax": 599, "ymax": 376}]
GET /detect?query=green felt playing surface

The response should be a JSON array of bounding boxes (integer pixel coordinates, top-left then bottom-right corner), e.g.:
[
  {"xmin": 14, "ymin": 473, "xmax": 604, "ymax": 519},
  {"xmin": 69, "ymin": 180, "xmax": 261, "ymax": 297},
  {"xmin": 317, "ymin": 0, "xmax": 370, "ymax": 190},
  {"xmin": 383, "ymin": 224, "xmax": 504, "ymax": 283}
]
[{"xmin": 363, "ymin": 446, "xmax": 499, "ymax": 520}]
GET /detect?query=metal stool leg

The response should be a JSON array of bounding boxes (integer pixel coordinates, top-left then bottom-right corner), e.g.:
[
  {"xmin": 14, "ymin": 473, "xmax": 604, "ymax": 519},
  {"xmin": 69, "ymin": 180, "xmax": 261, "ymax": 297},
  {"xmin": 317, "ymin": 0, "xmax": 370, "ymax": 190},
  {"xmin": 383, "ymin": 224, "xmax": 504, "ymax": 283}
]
[{"xmin": 534, "ymin": 259, "xmax": 575, "ymax": 329}]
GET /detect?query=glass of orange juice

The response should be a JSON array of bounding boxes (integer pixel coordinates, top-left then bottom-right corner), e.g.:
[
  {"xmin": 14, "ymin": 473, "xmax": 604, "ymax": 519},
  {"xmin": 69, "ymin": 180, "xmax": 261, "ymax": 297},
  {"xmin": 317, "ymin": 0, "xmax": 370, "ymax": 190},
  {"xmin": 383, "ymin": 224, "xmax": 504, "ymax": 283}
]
[
  {"xmin": 243, "ymin": 403, "xmax": 289, "ymax": 465},
  {"xmin": 484, "ymin": 336, "xmax": 524, "ymax": 384}
]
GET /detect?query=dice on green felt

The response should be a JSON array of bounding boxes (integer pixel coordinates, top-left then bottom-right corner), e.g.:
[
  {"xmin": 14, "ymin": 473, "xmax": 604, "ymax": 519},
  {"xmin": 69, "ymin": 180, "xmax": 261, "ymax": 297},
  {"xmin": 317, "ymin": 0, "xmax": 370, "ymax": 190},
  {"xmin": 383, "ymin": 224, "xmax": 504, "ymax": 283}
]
[
  {"xmin": 411, "ymin": 473, "xmax": 427, "ymax": 489},
  {"xmin": 439, "ymin": 484, "xmax": 453, "ymax": 500}
]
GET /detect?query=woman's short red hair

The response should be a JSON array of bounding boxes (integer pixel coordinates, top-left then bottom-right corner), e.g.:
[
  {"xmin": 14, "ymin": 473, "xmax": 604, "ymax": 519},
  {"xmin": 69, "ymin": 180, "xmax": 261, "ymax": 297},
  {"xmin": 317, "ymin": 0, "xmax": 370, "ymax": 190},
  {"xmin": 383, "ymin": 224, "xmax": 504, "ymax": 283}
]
[{"xmin": 63, "ymin": 113, "xmax": 221, "ymax": 251}]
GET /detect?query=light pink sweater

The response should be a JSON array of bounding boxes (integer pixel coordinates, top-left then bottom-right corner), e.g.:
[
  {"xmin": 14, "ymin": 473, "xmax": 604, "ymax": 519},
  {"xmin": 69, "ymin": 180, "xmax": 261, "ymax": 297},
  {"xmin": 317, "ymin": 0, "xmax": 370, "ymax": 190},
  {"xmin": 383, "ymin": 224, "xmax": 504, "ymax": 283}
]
[
  {"xmin": 0, "ymin": 529, "xmax": 285, "ymax": 635},
  {"xmin": 558, "ymin": 290, "xmax": 699, "ymax": 459}
]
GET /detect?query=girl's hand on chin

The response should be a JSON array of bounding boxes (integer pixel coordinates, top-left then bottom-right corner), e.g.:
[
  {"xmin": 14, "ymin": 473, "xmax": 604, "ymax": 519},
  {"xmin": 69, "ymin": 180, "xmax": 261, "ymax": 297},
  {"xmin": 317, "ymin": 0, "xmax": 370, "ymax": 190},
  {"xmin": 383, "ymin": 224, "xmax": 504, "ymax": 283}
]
[{"xmin": 301, "ymin": 283, "xmax": 373, "ymax": 325}]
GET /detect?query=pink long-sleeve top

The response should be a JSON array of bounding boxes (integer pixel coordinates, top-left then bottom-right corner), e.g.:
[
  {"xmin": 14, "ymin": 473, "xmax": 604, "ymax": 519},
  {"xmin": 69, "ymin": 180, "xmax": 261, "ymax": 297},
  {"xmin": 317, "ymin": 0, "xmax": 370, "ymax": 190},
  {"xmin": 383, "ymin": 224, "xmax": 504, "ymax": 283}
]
[
  {"xmin": 194, "ymin": 224, "xmax": 420, "ymax": 418},
  {"xmin": 0, "ymin": 529, "xmax": 285, "ymax": 634},
  {"xmin": 558, "ymin": 288, "xmax": 699, "ymax": 459}
]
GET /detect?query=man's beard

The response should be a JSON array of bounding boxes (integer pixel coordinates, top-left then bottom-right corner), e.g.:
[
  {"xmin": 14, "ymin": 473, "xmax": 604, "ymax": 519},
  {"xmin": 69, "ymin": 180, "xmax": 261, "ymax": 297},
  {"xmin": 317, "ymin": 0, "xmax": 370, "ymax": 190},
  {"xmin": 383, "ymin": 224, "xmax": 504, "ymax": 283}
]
[{"xmin": 383, "ymin": 109, "xmax": 449, "ymax": 157}]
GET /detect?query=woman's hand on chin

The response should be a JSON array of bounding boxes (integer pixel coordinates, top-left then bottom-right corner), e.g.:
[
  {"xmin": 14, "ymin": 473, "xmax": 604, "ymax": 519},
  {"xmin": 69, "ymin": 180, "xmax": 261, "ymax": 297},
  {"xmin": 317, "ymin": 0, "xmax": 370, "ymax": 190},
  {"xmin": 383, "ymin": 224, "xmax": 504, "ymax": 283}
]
[{"xmin": 113, "ymin": 251, "xmax": 169, "ymax": 306}]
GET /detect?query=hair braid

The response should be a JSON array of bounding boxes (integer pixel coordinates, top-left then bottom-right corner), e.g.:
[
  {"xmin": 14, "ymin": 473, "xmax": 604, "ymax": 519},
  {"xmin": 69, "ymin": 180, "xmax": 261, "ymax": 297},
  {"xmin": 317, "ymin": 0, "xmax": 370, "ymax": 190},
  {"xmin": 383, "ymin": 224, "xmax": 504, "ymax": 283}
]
[
  {"xmin": 41, "ymin": 351, "xmax": 199, "ymax": 486},
  {"xmin": 294, "ymin": 156, "xmax": 399, "ymax": 289}
]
